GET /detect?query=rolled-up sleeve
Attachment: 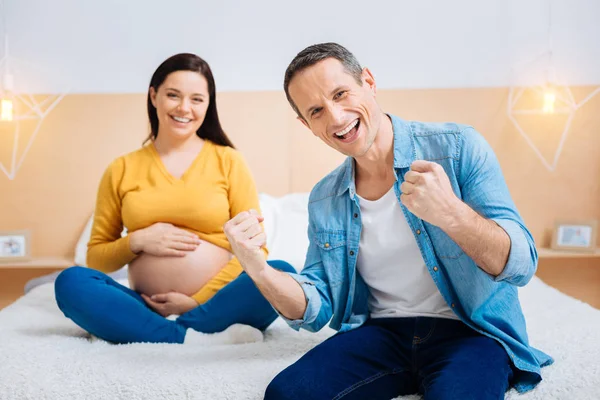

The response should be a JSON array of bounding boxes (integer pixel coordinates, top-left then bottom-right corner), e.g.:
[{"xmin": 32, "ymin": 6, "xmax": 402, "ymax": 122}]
[
  {"xmin": 492, "ymin": 219, "xmax": 538, "ymax": 286},
  {"xmin": 458, "ymin": 127, "xmax": 538, "ymax": 287},
  {"xmin": 277, "ymin": 273, "xmax": 323, "ymax": 330}
]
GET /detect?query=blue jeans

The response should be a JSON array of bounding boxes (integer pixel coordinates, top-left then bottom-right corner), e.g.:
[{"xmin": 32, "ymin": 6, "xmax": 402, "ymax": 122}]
[
  {"xmin": 266, "ymin": 317, "xmax": 513, "ymax": 400},
  {"xmin": 54, "ymin": 260, "xmax": 295, "ymax": 344}
]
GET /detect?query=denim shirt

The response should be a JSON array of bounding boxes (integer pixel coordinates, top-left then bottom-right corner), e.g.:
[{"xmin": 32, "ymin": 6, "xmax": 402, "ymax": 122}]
[{"xmin": 283, "ymin": 115, "xmax": 553, "ymax": 393}]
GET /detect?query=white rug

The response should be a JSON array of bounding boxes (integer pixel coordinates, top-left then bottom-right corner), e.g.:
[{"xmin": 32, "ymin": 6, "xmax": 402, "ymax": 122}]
[{"xmin": 0, "ymin": 277, "xmax": 598, "ymax": 400}]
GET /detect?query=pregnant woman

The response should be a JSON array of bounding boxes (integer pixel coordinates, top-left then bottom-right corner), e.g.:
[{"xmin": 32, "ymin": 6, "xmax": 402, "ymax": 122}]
[{"xmin": 54, "ymin": 53, "xmax": 294, "ymax": 344}]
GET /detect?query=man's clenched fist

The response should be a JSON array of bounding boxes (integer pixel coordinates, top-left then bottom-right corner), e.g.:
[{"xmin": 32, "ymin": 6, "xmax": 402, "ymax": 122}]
[{"xmin": 223, "ymin": 209, "xmax": 268, "ymax": 277}]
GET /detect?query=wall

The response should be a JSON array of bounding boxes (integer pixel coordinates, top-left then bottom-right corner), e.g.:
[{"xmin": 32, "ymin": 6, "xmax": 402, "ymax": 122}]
[
  {"xmin": 0, "ymin": 0, "xmax": 599, "ymax": 259},
  {"xmin": 3, "ymin": 0, "xmax": 600, "ymax": 93}
]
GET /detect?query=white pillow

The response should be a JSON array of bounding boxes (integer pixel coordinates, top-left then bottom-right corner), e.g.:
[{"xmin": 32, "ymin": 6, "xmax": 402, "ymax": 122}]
[
  {"xmin": 75, "ymin": 193, "xmax": 310, "ymax": 272},
  {"xmin": 74, "ymin": 216, "xmax": 94, "ymax": 267},
  {"xmin": 259, "ymin": 193, "xmax": 310, "ymax": 272}
]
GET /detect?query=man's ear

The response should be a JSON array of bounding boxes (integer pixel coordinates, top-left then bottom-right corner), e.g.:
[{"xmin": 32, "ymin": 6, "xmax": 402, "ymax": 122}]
[{"xmin": 362, "ymin": 67, "xmax": 376, "ymax": 95}]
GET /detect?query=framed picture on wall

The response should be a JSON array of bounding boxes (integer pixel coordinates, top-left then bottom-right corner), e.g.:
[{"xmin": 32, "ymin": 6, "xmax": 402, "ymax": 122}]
[
  {"xmin": 0, "ymin": 230, "xmax": 31, "ymax": 262},
  {"xmin": 551, "ymin": 220, "xmax": 597, "ymax": 253}
]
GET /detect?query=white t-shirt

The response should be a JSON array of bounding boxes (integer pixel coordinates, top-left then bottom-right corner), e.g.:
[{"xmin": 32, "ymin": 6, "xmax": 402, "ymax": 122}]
[{"xmin": 356, "ymin": 187, "xmax": 458, "ymax": 320}]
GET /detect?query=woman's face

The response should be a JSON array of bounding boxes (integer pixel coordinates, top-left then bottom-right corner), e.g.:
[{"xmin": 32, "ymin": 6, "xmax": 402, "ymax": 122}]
[{"xmin": 150, "ymin": 70, "xmax": 210, "ymax": 141}]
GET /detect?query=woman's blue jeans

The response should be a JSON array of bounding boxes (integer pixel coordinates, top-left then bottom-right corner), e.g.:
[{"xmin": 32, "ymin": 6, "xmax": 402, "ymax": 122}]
[{"xmin": 55, "ymin": 260, "xmax": 295, "ymax": 344}]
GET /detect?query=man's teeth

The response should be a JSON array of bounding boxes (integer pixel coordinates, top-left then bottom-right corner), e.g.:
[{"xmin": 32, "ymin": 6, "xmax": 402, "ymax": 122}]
[
  {"xmin": 335, "ymin": 120, "xmax": 358, "ymax": 137},
  {"xmin": 172, "ymin": 116, "xmax": 191, "ymax": 123}
]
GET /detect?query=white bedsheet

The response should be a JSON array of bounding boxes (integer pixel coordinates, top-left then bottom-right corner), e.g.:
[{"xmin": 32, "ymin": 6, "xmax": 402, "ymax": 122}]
[{"xmin": 0, "ymin": 276, "xmax": 598, "ymax": 400}]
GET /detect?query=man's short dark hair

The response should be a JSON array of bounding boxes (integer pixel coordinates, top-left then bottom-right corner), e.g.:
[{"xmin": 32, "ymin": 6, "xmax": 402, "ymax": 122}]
[{"xmin": 283, "ymin": 43, "xmax": 363, "ymax": 120}]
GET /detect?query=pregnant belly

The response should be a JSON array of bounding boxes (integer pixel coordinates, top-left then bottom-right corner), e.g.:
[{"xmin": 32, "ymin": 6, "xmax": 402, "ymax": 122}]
[{"xmin": 128, "ymin": 239, "xmax": 232, "ymax": 297}]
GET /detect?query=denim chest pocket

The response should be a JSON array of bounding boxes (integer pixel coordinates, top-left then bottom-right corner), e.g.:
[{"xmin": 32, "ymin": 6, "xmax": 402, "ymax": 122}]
[
  {"xmin": 314, "ymin": 230, "xmax": 347, "ymax": 285},
  {"xmin": 424, "ymin": 224, "xmax": 465, "ymax": 259}
]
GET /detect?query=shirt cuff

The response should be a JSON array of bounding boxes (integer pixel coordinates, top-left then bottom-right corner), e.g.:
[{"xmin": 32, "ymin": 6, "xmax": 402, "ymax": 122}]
[
  {"xmin": 277, "ymin": 272, "xmax": 322, "ymax": 331},
  {"xmin": 492, "ymin": 218, "xmax": 536, "ymax": 285}
]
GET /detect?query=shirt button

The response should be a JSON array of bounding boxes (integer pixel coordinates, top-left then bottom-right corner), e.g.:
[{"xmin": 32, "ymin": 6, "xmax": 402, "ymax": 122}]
[
  {"xmin": 451, "ymin": 303, "xmax": 456, "ymax": 308},
  {"xmin": 324, "ymin": 243, "xmax": 330, "ymax": 248},
  {"xmin": 433, "ymin": 266, "xmax": 438, "ymax": 272},
  {"xmin": 354, "ymin": 213, "xmax": 358, "ymax": 218},
  {"xmin": 416, "ymin": 229, "xmax": 421, "ymax": 235},
  {"xmin": 350, "ymin": 250, "xmax": 355, "ymax": 256}
]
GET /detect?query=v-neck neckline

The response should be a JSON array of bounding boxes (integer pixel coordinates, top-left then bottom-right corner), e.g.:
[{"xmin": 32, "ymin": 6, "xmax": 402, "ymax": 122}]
[{"xmin": 148, "ymin": 140, "xmax": 210, "ymax": 183}]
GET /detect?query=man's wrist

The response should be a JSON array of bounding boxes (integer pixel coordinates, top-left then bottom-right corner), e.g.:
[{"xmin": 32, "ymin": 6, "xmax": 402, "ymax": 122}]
[
  {"xmin": 248, "ymin": 259, "xmax": 275, "ymax": 285},
  {"xmin": 440, "ymin": 200, "xmax": 472, "ymax": 233}
]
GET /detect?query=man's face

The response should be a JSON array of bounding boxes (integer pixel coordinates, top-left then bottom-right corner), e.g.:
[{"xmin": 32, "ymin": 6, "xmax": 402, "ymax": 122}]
[{"xmin": 288, "ymin": 58, "xmax": 382, "ymax": 158}]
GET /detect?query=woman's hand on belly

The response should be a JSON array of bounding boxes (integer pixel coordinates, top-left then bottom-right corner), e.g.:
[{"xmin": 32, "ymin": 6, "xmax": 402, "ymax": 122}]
[
  {"xmin": 128, "ymin": 238, "xmax": 232, "ymax": 297},
  {"xmin": 141, "ymin": 292, "xmax": 198, "ymax": 316},
  {"xmin": 129, "ymin": 222, "xmax": 202, "ymax": 256}
]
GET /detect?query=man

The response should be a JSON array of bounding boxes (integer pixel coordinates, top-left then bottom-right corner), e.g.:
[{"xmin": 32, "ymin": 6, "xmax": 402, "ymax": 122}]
[{"xmin": 224, "ymin": 43, "xmax": 552, "ymax": 400}]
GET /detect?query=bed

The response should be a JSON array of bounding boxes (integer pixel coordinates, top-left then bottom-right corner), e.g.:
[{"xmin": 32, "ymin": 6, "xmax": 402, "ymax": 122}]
[{"xmin": 1, "ymin": 194, "xmax": 598, "ymax": 400}]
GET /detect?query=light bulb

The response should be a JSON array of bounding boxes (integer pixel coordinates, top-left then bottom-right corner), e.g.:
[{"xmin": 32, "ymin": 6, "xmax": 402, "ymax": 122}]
[
  {"xmin": 1, "ymin": 72, "xmax": 14, "ymax": 121},
  {"xmin": 543, "ymin": 91, "xmax": 555, "ymax": 113},
  {"xmin": 1, "ymin": 98, "xmax": 13, "ymax": 121}
]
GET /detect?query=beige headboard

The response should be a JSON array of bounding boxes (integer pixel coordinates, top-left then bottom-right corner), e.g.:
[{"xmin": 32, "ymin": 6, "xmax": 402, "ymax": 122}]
[{"xmin": 1, "ymin": 87, "xmax": 599, "ymax": 258}]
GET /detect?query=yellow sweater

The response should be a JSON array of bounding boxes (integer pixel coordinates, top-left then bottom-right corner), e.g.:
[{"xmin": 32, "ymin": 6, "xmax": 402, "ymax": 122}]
[{"xmin": 87, "ymin": 140, "xmax": 267, "ymax": 304}]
